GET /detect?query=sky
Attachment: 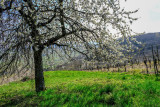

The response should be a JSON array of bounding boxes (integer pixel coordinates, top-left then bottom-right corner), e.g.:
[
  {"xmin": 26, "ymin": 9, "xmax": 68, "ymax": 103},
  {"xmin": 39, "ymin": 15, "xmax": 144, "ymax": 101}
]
[{"xmin": 121, "ymin": 0, "xmax": 160, "ymax": 33}]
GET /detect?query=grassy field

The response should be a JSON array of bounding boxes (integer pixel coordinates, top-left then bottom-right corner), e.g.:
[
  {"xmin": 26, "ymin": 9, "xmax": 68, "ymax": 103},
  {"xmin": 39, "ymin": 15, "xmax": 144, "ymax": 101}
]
[{"xmin": 0, "ymin": 71, "xmax": 160, "ymax": 106}]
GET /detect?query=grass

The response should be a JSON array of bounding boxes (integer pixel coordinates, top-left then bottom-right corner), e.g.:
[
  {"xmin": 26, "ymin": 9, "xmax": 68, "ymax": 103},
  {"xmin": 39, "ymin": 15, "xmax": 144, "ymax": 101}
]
[{"xmin": 0, "ymin": 71, "xmax": 160, "ymax": 106}]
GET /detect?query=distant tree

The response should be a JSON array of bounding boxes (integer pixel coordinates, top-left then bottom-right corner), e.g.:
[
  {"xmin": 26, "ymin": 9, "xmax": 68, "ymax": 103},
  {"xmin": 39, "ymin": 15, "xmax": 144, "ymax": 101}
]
[{"xmin": 0, "ymin": 0, "xmax": 138, "ymax": 92}]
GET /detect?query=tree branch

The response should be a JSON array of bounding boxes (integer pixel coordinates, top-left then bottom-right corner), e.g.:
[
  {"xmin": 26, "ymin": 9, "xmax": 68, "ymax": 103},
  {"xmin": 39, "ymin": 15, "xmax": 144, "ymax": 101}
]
[
  {"xmin": 0, "ymin": 0, "xmax": 14, "ymax": 14},
  {"xmin": 37, "ymin": 8, "xmax": 57, "ymax": 27},
  {"xmin": 43, "ymin": 28, "xmax": 94, "ymax": 47}
]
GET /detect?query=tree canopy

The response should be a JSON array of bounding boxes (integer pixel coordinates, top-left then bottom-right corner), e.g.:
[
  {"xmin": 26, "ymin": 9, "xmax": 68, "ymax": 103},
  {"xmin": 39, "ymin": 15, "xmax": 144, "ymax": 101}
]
[{"xmin": 0, "ymin": 0, "xmax": 138, "ymax": 92}]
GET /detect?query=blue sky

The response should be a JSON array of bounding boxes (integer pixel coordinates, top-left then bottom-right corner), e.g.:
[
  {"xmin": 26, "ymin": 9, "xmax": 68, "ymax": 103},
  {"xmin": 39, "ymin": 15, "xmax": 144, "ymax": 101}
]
[{"xmin": 121, "ymin": 0, "xmax": 160, "ymax": 33}]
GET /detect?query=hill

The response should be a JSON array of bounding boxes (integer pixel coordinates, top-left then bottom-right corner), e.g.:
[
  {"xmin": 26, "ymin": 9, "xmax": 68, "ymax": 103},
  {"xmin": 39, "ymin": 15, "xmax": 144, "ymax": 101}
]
[
  {"xmin": 136, "ymin": 32, "xmax": 160, "ymax": 44},
  {"xmin": 53, "ymin": 32, "xmax": 160, "ymax": 70},
  {"xmin": 134, "ymin": 32, "xmax": 160, "ymax": 50}
]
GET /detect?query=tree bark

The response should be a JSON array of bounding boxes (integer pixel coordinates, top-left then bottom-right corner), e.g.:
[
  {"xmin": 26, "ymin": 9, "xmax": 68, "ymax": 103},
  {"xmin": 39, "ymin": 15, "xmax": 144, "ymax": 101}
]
[{"xmin": 33, "ymin": 49, "xmax": 45, "ymax": 92}]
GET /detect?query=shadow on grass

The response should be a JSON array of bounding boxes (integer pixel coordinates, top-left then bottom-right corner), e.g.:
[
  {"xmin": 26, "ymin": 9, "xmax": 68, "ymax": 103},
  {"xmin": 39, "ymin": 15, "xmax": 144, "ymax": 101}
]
[{"xmin": 0, "ymin": 90, "xmax": 39, "ymax": 107}]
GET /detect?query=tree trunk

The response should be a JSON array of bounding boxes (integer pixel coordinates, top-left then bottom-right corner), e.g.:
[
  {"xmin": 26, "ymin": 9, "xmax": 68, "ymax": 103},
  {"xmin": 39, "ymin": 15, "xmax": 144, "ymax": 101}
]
[{"xmin": 34, "ymin": 49, "xmax": 45, "ymax": 92}]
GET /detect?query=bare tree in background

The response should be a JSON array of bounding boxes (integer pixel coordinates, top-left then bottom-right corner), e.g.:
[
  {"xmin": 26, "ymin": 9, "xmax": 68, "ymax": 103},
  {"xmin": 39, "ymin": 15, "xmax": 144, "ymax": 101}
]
[
  {"xmin": 0, "ymin": 0, "xmax": 138, "ymax": 92},
  {"xmin": 143, "ymin": 52, "xmax": 149, "ymax": 74}
]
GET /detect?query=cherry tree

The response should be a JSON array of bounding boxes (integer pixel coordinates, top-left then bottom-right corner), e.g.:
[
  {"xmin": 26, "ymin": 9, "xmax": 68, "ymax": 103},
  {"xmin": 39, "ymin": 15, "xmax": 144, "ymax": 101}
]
[{"xmin": 0, "ymin": 0, "xmax": 137, "ymax": 92}]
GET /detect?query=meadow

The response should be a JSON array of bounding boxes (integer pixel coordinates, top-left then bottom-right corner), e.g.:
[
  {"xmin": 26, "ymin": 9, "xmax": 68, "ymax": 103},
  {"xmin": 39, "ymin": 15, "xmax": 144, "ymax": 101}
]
[{"xmin": 0, "ymin": 70, "xmax": 160, "ymax": 106}]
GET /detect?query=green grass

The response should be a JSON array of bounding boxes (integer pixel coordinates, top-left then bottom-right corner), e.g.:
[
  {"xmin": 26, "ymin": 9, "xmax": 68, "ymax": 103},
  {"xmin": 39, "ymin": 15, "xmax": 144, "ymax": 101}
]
[{"xmin": 0, "ymin": 71, "xmax": 160, "ymax": 106}]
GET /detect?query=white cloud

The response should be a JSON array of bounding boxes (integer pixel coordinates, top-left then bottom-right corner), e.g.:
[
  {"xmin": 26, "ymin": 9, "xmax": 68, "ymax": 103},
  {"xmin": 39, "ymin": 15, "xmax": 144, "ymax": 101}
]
[{"xmin": 121, "ymin": 0, "xmax": 160, "ymax": 33}]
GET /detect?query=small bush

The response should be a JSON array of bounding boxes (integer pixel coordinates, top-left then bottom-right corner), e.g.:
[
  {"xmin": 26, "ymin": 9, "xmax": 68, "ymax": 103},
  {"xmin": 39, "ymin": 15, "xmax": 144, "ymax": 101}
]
[
  {"xmin": 21, "ymin": 76, "xmax": 30, "ymax": 82},
  {"xmin": 99, "ymin": 85, "xmax": 114, "ymax": 95},
  {"xmin": 105, "ymin": 94, "xmax": 115, "ymax": 105},
  {"xmin": 122, "ymin": 76, "xmax": 126, "ymax": 80}
]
